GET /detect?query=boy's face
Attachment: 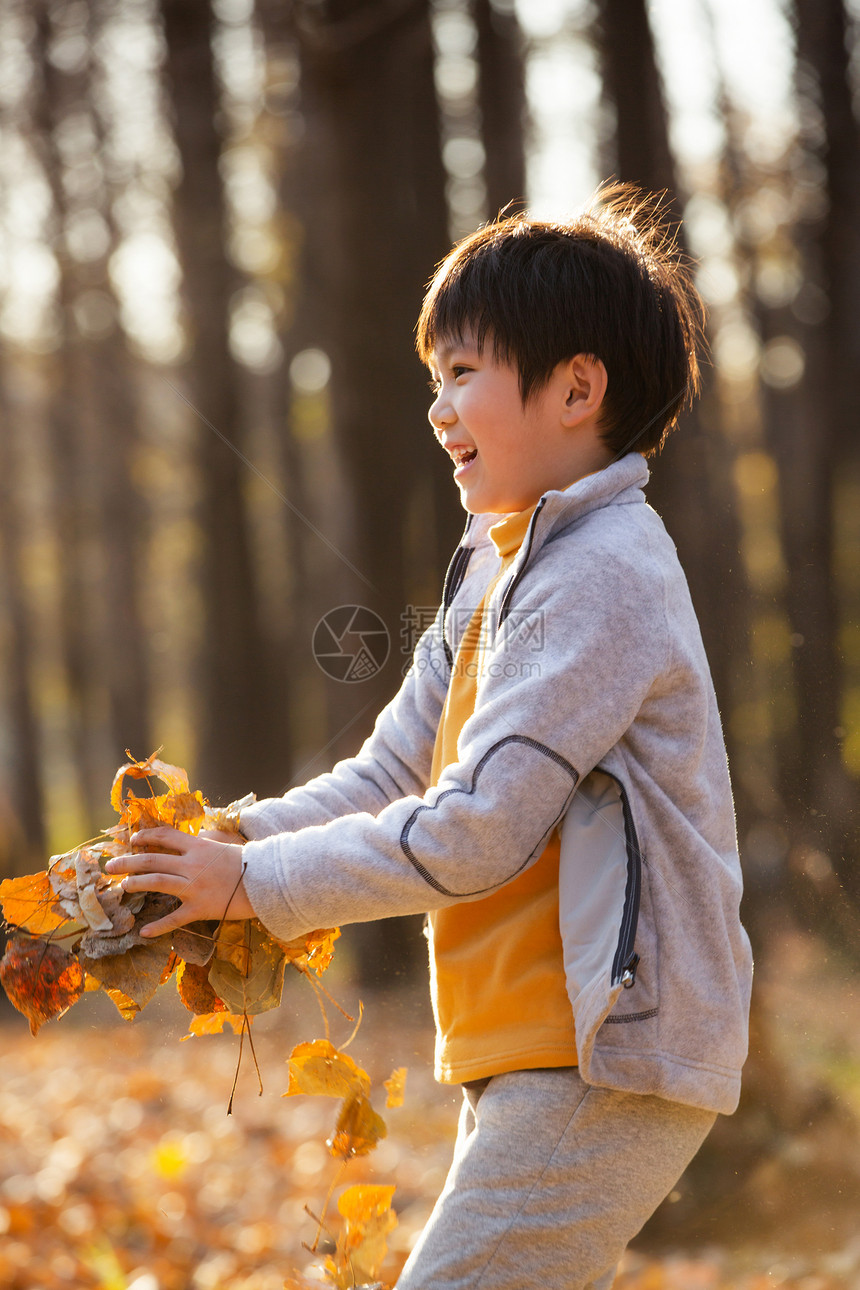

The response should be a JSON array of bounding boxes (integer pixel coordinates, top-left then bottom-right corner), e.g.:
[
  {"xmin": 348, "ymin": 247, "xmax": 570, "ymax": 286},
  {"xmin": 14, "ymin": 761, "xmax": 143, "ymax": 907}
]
[{"xmin": 428, "ymin": 334, "xmax": 603, "ymax": 514}]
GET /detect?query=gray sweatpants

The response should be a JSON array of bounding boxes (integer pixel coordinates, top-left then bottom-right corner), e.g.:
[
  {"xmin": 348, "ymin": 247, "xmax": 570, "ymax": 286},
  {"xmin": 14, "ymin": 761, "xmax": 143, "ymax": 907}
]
[{"xmin": 396, "ymin": 1067, "xmax": 716, "ymax": 1290}]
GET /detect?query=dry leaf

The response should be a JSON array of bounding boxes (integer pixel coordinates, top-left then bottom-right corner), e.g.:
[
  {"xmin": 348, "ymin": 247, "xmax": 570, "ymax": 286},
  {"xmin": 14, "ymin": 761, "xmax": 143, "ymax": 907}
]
[
  {"xmin": 181, "ymin": 1011, "xmax": 247, "ymax": 1040},
  {"xmin": 110, "ymin": 753, "xmax": 190, "ymax": 817},
  {"xmin": 384, "ymin": 1067, "xmax": 407, "ymax": 1109},
  {"xmin": 177, "ymin": 959, "xmax": 226, "ymax": 1016},
  {"xmin": 275, "ymin": 927, "xmax": 341, "ymax": 978},
  {"xmin": 171, "ymin": 920, "xmax": 217, "ymax": 966},
  {"xmin": 285, "ymin": 1039, "xmax": 370, "ymax": 1101},
  {"xmin": 328, "ymin": 1094, "xmax": 387, "ymax": 1161},
  {"xmin": 125, "ymin": 789, "xmax": 206, "ymax": 836},
  {"xmin": 203, "ymin": 792, "xmax": 255, "ymax": 834},
  {"xmin": 80, "ymin": 939, "xmax": 173, "ymax": 1011},
  {"xmin": 103, "ymin": 986, "xmax": 142, "ymax": 1021},
  {"xmin": 207, "ymin": 921, "xmax": 287, "ymax": 1016},
  {"xmin": 0, "ymin": 872, "xmax": 70, "ymax": 937},
  {"xmin": 0, "ymin": 937, "xmax": 84, "ymax": 1035}
]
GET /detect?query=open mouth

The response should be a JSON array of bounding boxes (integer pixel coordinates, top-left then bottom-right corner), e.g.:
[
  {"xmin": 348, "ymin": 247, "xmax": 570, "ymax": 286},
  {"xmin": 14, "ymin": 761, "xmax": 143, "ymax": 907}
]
[{"xmin": 453, "ymin": 448, "xmax": 477, "ymax": 468}]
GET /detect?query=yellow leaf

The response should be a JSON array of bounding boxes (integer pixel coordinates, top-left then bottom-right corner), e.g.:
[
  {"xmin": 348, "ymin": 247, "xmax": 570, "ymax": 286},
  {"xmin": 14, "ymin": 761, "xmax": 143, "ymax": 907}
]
[
  {"xmin": 327, "ymin": 1184, "xmax": 397, "ymax": 1287},
  {"xmin": 384, "ymin": 1066, "xmax": 407, "ymax": 1108},
  {"xmin": 275, "ymin": 926, "xmax": 341, "ymax": 977},
  {"xmin": 110, "ymin": 752, "xmax": 191, "ymax": 818},
  {"xmin": 0, "ymin": 871, "xmax": 70, "ymax": 936},
  {"xmin": 337, "ymin": 1183, "xmax": 396, "ymax": 1224},
  {"xmin": 181, "ymin": 1010, "xmax": 246, "ymax": 1040},
  {"xmin": 125, "ymin": 790, "xmax": 206, "ymax": 836},
  {"xmin": 213, "ymin": 921, "xmax": 251, "ymax": 973},
  {"xmin": 285, "ymin": 1039, "xmax": 370, "ymax": 1101},
  {"xmin": 103, "ymin": 986, "xmax": 140, "ymax": 1022},
  {"xmin": 328, "ymin": 1093, "xmax": 387, "ymax": 1160}
]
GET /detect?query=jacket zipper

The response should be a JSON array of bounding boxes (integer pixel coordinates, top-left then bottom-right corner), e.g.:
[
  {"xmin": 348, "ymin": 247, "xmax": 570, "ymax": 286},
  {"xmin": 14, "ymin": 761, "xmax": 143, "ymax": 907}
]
[
  {"xmin": 603, "ymin": 769, "xmax": 643, "ymax": 989},
  {"xmin": 439, "ymin": 526, "xmax": 474, "ymax": 668},
  {"xmin": 497, "ymin": 497, "xmax": 548, "ymax": 628}
]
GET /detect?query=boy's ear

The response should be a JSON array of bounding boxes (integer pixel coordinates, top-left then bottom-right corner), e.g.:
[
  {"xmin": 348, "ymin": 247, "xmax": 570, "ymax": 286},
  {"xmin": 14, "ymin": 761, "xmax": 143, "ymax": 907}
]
[{"xmin": 560, "ymin": 354, "xmax": 608, "ymax": 426}]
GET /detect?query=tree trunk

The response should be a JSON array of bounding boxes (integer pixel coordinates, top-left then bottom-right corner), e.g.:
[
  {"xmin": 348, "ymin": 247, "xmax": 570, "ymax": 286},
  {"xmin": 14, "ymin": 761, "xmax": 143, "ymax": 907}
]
[
  {"xmin": 0, "ymin": 367, "xmax": 47, "ymax": 867},
  {"xmin": 33, "ymin": 0, "xmax": 151, "ymax": 827},
  {"xmin": 160, "ymin": 0, "xmax": 275, "ymax": 804},
  {"xmin": 473, "ymin": 0, "xmax": 528, "ymax": 218}
]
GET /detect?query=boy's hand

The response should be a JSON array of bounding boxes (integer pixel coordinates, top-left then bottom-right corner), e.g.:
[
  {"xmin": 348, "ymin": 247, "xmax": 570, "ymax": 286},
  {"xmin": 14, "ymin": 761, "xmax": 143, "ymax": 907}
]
[{"xmin": 104, "ymin": 827, "xmax": 255, "ymax": 937}]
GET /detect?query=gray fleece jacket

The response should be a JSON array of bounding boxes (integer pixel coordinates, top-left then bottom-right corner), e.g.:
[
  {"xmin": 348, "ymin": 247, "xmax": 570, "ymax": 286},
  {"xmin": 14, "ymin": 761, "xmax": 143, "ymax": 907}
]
[{"xmin": 240, "ymin": 452, "xmax": 753, "ymax": 1116}]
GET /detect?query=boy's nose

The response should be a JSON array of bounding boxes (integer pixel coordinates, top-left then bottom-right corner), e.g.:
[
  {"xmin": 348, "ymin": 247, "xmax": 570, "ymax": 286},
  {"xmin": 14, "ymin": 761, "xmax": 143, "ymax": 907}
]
[{"xmin": 428, "ymin": 393, "xmax": 455, "ymax": 433}]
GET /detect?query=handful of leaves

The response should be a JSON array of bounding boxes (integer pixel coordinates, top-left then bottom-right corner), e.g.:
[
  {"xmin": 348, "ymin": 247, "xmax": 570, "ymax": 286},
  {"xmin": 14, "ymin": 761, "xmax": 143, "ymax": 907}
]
[
  {"xmin": 0, "ymin": 751, "xmax": 338, "ymax": 1036},
  {"xmin": 0, "ymin": 752, "xmax": 405, "ymax": 1287}
]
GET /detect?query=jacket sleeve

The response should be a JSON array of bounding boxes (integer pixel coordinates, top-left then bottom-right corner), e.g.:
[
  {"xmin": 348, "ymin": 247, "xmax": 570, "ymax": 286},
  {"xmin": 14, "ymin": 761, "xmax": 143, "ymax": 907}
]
[
  {"xmin": 241, "ymin": 545, "xmax": 670, "ymax": 941},
  {"xmin": 238, "ymin": 617, "xmax": 450, "ymax": 840}
]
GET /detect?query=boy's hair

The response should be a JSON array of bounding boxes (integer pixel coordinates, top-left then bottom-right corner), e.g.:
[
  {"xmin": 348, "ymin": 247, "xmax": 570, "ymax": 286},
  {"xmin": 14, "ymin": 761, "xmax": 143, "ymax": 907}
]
[{"xmin": 416, "ymin": 184, "xmax": 705, "ymax": 458}]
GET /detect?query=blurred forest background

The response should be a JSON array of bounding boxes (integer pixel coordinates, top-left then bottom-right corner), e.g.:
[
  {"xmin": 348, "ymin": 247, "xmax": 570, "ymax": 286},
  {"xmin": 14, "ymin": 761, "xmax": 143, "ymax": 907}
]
[{"xmin": 3, "ymin": 0, "xmax": 860, "ymax": 1281}]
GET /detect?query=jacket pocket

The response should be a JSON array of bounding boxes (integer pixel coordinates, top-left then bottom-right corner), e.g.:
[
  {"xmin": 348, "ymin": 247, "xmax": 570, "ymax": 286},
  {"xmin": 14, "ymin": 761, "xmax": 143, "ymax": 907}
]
[{"xmin": 559, "ymin": 768, "xmax": 641, "ymax": 1004}]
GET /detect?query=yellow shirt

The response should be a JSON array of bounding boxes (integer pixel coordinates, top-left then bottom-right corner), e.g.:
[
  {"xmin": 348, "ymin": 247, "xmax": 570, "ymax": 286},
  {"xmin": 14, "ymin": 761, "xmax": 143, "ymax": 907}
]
[{"xmin": 428, "ymin": 506, "xmax": 578, "ymax": 1083}]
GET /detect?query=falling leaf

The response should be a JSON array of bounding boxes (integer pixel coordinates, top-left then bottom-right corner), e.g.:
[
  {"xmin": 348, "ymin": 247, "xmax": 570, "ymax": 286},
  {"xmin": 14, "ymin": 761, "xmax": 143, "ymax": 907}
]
[
  {"xmin": 285, "ymin": 1039, "xmax": 370, "ymax": 1101},
  {"xmin": 325, "ymin": 1184, "xmax": 397, "ymax": 1288},
  {"xmin": 328, "ymin": 1094, "xmax": 387, "ymax": 1160},
  {"xmin": 384, "ymin": 1067, "xmax": 407, "ymax": 1109},
  {"xmin": 0, "ymin": 871, "xmax": 71, "ymax": 936},
  {"xmin": 181, "ymin": 1010, "xmax": 247, "ymax": 1040},
  {"xmin": 0, "ymin": 936, "xmax": 85, "ymax": 1034},
  {"xmin": 177, "ymin": 959, "xmax": 226, "ymax": 1016}
]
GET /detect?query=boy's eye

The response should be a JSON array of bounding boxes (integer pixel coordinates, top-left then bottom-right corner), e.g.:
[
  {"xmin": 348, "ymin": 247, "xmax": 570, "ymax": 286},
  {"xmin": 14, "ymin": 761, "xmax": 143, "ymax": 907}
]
[
  {"xmin": 452, "ymin": 365, "xmax": 469, "ymax": 379},
  {"xmin": 428, "ymin": 377, "xmax": 441, "ymax": 394}
]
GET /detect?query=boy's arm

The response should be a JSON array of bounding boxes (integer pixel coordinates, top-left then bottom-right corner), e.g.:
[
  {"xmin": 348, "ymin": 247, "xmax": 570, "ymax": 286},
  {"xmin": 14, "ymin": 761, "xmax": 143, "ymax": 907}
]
[
  {"xmin": 238, "ymin": 557, "xmax": 669, "ymax": 940},
  {"xmin": 237, "ymin": 618, "xmax": 450, "ymax": 839},
  {"xmin": 109, "ymin": 551, "xmax": 669, "ymax": 941}
]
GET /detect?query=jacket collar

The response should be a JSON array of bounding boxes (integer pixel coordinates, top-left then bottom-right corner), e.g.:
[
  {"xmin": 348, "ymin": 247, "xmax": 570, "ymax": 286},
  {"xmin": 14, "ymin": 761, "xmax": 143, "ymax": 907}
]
[{"xmin": 458, "ymin": 453, "xmax": 650, "ymax": 556}]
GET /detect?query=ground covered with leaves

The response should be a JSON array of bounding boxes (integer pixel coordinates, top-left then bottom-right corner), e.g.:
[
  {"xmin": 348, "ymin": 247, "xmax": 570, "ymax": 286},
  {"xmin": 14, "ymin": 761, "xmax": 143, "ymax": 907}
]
[{"xmin": 4, "ymin": 929, "xmax": 860, "ymax": 1290}]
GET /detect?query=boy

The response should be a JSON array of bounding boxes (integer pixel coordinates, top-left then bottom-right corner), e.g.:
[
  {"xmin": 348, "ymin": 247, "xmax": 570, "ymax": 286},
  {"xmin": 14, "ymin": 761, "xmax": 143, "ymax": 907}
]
[{"xmin": 107, "ymin": 185, "xmax": 753, "ymax": 1289}]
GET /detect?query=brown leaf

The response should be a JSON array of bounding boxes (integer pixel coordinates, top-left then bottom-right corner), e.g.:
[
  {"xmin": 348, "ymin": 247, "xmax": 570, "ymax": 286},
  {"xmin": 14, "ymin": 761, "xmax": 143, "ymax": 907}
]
[
  {"xmin": 285, "ymin": 1039, "xmax": 370, "ymax": 1101},
  {"xmin": 176, "ymin": 959, "xmax": 226, "ymax": 1015},
  {"xmin": 80, "ymin": 938, "xmax": 173, "ymax": 1011},
  {"xmin": 0, "ymin": 871, "xmax": 70, "ymax": 936},
  {"xmin": 328, "ymin": 1094, "xmax": 387, "ymax": 1160},
  {"xmin": 0, "ymin": 936, "xmax": 84, "ymax": 1035},
  {"xmin": 171, "ymin": 920, "xmax": 217, "ymax": 966},
  {"xmin": 78, "ymin": 893, "xmax": 177, "ymax": 959}
]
